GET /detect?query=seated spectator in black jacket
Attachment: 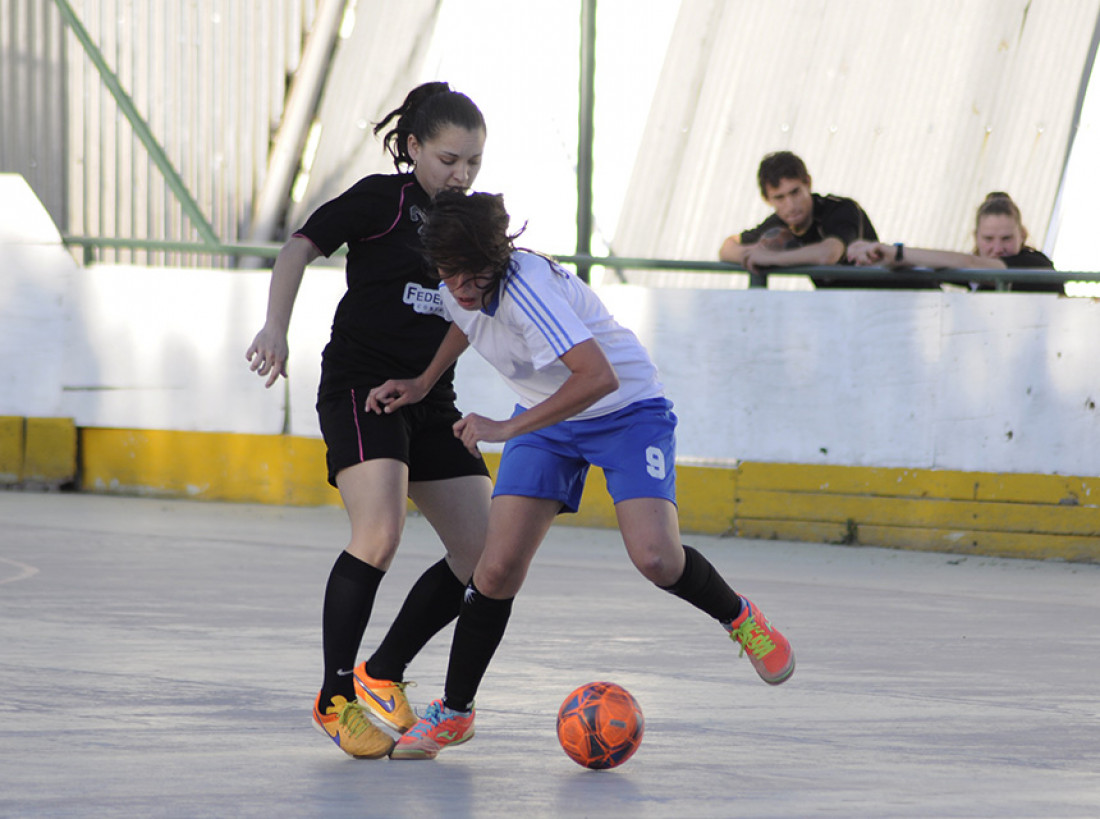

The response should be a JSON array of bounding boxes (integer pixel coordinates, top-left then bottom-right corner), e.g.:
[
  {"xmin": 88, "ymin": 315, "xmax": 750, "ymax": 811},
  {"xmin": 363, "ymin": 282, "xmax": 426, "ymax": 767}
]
[
  {"xmin": 847, "ymin": 192, "xmax": 1059, "ymax": 292},
  {"xmin": 718, "ymin": 151, "xmax": 884, "ymax": 288}
]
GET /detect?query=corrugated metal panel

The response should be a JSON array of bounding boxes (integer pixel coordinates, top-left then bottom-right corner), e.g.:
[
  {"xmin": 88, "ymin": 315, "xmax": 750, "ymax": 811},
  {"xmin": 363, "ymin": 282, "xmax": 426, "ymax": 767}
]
[
  {"xmin": 0, "ymin": 0, "xmax": 68, "ymax": 229},
  {"xmin": 0, "ymin": 0, "xmax": 323, "ymax": 266},
  {"xmin": 614, "ymin": 0, "xmax": 1100, "ymax": 285},
  {"xmin": 284, "ymin": 0, "xmax": 442, "ymax": 233}
]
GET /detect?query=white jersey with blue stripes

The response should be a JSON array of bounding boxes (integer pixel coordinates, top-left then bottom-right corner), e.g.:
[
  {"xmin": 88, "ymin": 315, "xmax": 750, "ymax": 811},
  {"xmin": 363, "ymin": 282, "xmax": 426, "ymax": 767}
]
[{"xmin": 440, "ymin": 251, "xmax": 665, "ymax": 419}]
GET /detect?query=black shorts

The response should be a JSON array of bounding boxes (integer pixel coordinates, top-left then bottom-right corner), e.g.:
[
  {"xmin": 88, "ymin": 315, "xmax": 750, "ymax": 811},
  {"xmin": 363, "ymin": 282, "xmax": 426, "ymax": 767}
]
[{"xmin": 316, "ymin": 387, "xmax": 491, "ymax": 487}]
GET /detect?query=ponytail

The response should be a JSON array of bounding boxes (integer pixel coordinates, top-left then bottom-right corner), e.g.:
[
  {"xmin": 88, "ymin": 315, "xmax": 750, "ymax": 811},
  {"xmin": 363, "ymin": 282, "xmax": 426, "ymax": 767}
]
[{"xmin": 374, "ymin": 82, "xmax": 486, "ymax": 171}]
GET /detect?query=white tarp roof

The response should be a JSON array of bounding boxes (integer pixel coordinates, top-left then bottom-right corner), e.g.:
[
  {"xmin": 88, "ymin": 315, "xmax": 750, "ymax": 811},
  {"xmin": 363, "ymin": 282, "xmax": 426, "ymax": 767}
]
[{"xmin": 613, "ymin": 0, "xmax": 1100, "ymax": 276}]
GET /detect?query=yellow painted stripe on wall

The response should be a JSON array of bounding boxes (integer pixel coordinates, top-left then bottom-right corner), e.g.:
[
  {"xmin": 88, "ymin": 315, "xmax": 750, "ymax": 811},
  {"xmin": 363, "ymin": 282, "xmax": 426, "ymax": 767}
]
[
  {"xmin": 0, "ymin": 416, "xmax": 24, "ymax": 482},
  {"xmin": 74, "ymin": 427, "xmax": 1099, "ymax": 562},
  {"xmin": 734, "ymin": 519, "xmax": 1100, "ymax": 563},
  {"xmin": 0, "ymin": 417, "xmax": 76, "ymax": 485},
  {"xmin": 739, "ymin": 462, "xmax": 1100, "ymax": 505},
  {"xmin": 735, "ymin": 489, "xmax": 1100, "ymax": 536},
  {"xmin": 81, "ymin": 428, "xmax": 341, "ymax": 506},
  {"xmin": 24, "ymin": 418, "xmax": 77, "ymax": 484}
]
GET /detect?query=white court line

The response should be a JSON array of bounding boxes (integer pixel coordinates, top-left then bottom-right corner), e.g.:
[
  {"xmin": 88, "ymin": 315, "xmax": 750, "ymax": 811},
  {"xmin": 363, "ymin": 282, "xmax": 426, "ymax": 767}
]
[{"xmin": 0, "ymin": 556, "xmax": 40, "ymax": 585}]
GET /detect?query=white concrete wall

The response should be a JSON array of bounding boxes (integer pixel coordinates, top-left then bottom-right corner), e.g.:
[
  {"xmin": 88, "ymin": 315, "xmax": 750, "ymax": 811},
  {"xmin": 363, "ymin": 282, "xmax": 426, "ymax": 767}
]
[
  {"xmin": 3, "ymin": 174, "xmax": 1098, "ymax": 476},
  {"xmin": 610, "ymin": 287, "xmax": 1099, "ymax": 473},
  {"xmin": 0, "ymin": 176, "xmax": 75, "ymax": 419}
]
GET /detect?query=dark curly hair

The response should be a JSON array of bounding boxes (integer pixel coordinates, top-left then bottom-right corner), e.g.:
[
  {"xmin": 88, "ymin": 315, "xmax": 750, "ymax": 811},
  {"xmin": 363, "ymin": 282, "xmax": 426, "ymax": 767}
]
[
  {"xmin": 420, "ymin": 191, "xmax": 525, "ymax": 292},
  {"xmin": 757, "ymin": 151, "xmax": 810, "ymax": 197}
]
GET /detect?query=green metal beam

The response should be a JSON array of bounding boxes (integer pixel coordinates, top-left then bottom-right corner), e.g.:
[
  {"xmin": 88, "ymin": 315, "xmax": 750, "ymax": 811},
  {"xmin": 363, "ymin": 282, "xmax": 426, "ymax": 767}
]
[
  {"xmin": 57, "ymin": 234, "xmax": 1100, "ymax": 289},
  {"xmin": 52, "ymin": 0, "xmax": 220, "ymax": 246},
  {"xmin": 576, "ymin": 0, "xmax": 596, "ymax": 283}
]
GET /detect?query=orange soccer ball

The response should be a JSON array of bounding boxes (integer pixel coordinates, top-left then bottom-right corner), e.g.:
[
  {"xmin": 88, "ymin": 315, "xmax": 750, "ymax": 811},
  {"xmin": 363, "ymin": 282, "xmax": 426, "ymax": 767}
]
[{"xmin": 556, "ymin": 681, "xmax": 644, "ymax": 770}]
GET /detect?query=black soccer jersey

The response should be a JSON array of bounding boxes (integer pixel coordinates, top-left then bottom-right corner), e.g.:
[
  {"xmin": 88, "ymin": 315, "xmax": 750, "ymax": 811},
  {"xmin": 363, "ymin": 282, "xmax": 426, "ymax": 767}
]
[
  {"xmin": 295, "ymin": 173, "xmax": 456, "ymax": 403},
  {"xmin": 980, "ymin": 246, "xmax": 1061, "ymax": 292},
  {"xmin": 1002, "ymin": 246, "xmax": 1054, "ymax": 270},
  {"xmin": 741, "ymin": 193, "xmax": 890, "ymax": 288},
  {"xmin": 740, "ymin": 193, "xmax": 877, "ymax": 252}
]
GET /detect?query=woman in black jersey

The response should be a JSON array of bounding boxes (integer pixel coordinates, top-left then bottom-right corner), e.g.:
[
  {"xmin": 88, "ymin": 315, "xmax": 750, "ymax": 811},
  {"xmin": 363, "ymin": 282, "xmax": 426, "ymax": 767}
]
[
  {"xmin": 245, "ymin": 82, "xmax": 491, "ymax": 759},
  {"xmin": 848, "ymin": 192, "xmax": 1060, "ymax": 292}
]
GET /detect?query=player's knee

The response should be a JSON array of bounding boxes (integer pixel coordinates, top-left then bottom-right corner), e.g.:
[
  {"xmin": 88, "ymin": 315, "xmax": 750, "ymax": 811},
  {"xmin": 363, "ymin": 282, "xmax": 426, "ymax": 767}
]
[
  {"xmin": 473, "ymin": 558, "xmax": 525, "ymax": 598},
  {"xmin": 346, "ymin": 528, "xmax": 401, "ymax": 569},
  {"xmin": 443, "ymin": 538, "xmax": 487, "ymax": 581},
  {"xmin": 443, "ymin": 548, "xmax": 477, "ymax": 584},
  {"xmin": 633, "ymin": 548, "xmax": 680, "ymax": 586}
]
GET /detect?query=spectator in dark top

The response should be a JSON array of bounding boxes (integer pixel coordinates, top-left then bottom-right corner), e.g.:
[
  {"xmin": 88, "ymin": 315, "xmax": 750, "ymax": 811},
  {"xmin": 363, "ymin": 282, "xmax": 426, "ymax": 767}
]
[
  {"xmin": 718, "ymin": 151, "xmax": 882, "ymax": 288},
  {"xmin": 847, "ymin": 192, "xmax": 1059, "ymax": 292}
]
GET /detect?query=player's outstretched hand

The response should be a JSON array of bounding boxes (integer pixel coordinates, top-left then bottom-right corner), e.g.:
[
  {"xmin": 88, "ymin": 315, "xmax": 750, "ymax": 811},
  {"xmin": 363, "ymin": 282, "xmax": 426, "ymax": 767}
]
[
  {"xmin": 847, "ymin": 240, "xmax": 887, "ymax": 267},
  {"xmin": 367, "ymin": 378, "xmax": 427, "ymax": 414},
  {"xmin": 740, "ymin": 243, "xmax": 780, "ymax": 275},
  {"xmin": 245, "ymin": 327, "xmax": 288, "ymax": 388},
  {"xmin": 453, "ymin": 413, "xmax": 510, "ymax": 455}
]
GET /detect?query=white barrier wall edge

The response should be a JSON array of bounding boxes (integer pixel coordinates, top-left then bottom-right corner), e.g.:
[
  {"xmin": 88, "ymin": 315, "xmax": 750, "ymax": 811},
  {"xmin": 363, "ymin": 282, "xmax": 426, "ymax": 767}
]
[{"xmin": 2, "ymin": 174, "xmax": 1097, "ymax": 477}]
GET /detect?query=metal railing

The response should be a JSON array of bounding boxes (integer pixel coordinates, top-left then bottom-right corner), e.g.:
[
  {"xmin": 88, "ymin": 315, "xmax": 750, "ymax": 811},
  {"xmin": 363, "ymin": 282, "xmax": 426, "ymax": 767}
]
[
  {"xmin": 62, "ymin": 236, "xmax": 285, "ymax": 265},
  {"xmin": 60, "ymin": 234, "xmax": 1100, "ymax": 292}
]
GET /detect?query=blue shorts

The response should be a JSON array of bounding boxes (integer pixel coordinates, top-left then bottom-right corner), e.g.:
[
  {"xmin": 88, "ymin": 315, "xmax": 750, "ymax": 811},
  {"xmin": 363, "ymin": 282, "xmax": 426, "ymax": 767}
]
[{"xmin": 492, "ymin": 397, "xmax": 677, "ymax": 513}]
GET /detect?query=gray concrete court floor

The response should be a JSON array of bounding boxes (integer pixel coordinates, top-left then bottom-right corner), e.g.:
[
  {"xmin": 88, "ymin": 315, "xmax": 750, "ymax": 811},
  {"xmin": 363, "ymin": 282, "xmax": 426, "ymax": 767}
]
[{"xmin": 1, "ymin": 491, "xmax": 1098, "ymax": 819}]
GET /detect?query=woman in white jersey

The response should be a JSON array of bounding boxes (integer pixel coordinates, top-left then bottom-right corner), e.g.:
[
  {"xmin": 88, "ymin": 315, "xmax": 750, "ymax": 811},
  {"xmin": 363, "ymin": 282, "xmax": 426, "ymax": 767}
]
[{"xmin": 366, "ymin": 191, "xmax": 795, "ymax": 760}]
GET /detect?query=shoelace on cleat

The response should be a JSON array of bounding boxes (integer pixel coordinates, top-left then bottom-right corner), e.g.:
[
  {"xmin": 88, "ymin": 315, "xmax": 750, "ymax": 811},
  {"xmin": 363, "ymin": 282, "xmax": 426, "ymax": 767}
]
[
  {"xmin": 405, "ymin": 701, "xmax": 444, "ymax": 739},
  {"xmin": 368, "ymin": 676, "xmax": 414, "ymax": 693},
  {"xmin": 731, "ymin": 616, "xmax": 776, "ymax": 659},
  {"xmin": 337, "ymin": 700, "xmax": 374, "ymax": 737}
]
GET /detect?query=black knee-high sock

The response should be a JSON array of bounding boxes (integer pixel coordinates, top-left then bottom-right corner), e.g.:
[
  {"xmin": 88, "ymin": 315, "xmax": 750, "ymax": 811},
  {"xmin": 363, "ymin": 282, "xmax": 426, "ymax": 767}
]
[
  {"xmin": 365, "ymin": 558, "xmax": 466, "ymax": 682},
  {"xmin": 659, "ymin": 545, "xmax": 743, "ymax": 624},
  {"xmin": 443, "ymin": 581, "xmax": 513, "ymax": 712},
  {"xmin": 320, "ymin": 551, "xmax": 385, "ymax": 703}
]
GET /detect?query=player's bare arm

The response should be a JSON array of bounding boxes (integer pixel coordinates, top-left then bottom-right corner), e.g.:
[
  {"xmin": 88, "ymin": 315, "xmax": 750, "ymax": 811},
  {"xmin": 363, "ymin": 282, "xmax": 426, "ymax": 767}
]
[
  {"xmin": 848, "ymin": 240, "xmax": 1006, "ymax": 270},
  {"xmin": 452, "ymin": 338, "xmax": 619, "ymax": 455},
  {"xmin": 718, "ymin": 234, "xmax": 749, "ymax": 264},
  {"xmin": 743, "ymin": 237, "xmax": 846, "ymax": 273},
  {"xmin": 367, "ymin": 322, "xmax": 471, "ymax": 413},
  {"xmin": 245, "ymin": 236, "xmax": 320, "ymax": 388}
]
